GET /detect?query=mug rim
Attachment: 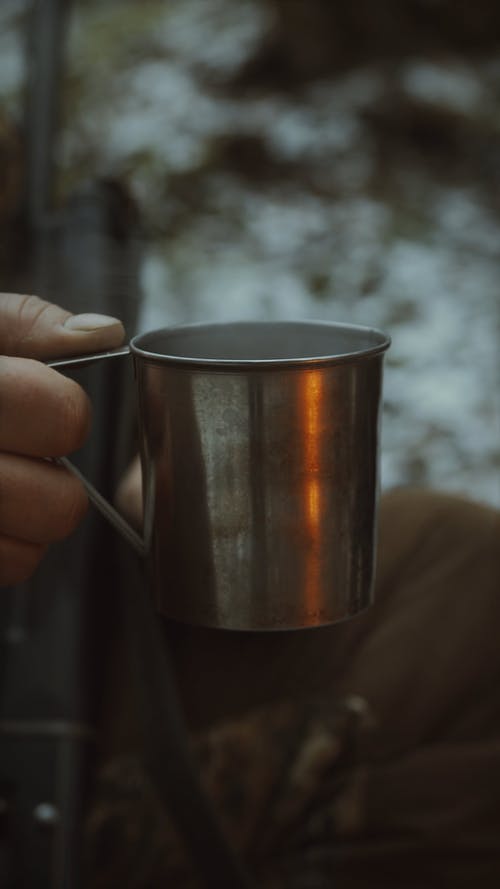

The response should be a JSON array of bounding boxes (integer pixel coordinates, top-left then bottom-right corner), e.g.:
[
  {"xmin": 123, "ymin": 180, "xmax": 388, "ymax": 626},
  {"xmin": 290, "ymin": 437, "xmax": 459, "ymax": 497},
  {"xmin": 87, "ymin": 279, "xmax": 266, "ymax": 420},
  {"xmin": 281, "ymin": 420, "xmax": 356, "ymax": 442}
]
[{"xmin": 130, "ymin": 319, "xmax": 391, "ymax": 367}]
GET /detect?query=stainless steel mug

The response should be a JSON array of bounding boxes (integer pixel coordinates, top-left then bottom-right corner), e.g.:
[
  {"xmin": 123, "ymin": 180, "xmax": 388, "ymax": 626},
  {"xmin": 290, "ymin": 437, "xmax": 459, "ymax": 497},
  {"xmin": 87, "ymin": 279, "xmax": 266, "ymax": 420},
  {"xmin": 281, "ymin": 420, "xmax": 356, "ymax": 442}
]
[{"xmin": 52, "ymin": 320, "xmax": 390, "ymax": 631}]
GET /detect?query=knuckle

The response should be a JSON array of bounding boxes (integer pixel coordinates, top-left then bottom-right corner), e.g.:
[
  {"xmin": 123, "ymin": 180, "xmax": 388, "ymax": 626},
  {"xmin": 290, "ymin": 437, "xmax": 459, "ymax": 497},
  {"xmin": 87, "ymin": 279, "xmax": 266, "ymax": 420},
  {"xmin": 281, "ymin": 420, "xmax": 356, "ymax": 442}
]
[
  {"xmin": 16, "ymin": 294, "xmax": 52, "ymax": 343},
  {"xmin": 56, "ymin": 382, "xmax": 92, "ymax": 455},
  {"xmin": 57, "ymin": 473, "xmax": 89, "ymax": 536},
  {"xmin": 18, "ymin": 293, "xmax": 48, "ymax": 324}
]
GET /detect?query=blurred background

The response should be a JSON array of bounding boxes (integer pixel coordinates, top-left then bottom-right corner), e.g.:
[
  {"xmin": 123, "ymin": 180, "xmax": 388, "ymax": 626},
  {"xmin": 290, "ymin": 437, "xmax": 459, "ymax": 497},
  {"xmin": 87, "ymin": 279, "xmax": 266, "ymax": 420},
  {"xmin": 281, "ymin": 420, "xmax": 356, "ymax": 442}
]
[
  {"xmin": 1, "ymin": 0, "xmax": 499, "ymax": 503},
  {"xmin": 1, "ymin": 3, "xmax": 499, "ymax": 886}
]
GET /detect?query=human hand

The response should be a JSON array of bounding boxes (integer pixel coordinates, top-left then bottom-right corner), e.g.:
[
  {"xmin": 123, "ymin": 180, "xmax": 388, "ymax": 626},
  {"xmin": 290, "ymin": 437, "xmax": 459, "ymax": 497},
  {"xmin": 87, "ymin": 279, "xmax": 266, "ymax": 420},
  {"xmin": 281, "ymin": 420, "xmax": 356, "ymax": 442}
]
[
  {"xmin": 115, "ymin": 454, "xmax": 143, "ymax": 530},
  {"xmin": 0, "ymin": 293, "xmax": 125, "ymax": 586}
]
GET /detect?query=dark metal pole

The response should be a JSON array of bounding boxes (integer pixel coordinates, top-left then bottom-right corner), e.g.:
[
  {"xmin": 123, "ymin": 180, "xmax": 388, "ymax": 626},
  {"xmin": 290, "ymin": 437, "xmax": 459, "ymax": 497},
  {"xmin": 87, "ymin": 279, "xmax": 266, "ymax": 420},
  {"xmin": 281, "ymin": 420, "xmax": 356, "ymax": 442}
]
[
  {"xmin": 0, "ymin": 5, "xmax": 141, "ymax": 888},
  {"xmin": 24, "ymin": 0, "xmax": 70, "ymax": 228}
]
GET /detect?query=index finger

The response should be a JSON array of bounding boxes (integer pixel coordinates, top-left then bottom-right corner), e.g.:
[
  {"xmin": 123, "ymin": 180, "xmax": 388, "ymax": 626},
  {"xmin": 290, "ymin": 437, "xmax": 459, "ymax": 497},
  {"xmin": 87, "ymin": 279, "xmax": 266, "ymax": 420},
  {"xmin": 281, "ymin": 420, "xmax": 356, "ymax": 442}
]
[{"xmin": 0, "ymin": 357, "xmax": 91, "ymax": 457}]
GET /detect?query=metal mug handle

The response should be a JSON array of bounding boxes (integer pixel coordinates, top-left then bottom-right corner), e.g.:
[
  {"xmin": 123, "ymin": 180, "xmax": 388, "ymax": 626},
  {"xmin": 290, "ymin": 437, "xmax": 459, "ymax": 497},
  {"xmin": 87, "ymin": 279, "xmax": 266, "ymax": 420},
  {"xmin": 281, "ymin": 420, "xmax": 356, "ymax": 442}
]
[
  {"xmin": 48, "ymin": 346, "xmax": 146, "ymax": 557},
  {"xmin": 50, "ymin": 348, "xmax": 255, "ymax": 885}
]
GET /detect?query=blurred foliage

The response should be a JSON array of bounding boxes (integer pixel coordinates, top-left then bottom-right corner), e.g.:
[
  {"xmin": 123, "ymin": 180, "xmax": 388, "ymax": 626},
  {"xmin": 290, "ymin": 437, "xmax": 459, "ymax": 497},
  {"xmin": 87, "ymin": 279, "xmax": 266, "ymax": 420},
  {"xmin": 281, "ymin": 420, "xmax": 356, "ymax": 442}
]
[
  {"xmin": 0, "ymin": 0, "xmax": 499, "ymax": 503},
  {"xmin": 242, "ymin": 0, "xmax": 500, "ymax": 82}
]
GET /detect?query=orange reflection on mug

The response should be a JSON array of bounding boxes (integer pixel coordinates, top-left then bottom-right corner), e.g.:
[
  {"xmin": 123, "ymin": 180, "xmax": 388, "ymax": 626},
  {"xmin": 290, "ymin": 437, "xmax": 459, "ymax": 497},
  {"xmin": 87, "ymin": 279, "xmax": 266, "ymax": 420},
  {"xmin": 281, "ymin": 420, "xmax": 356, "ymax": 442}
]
[{"xmin": 299, "ymin": 369, "xmax": 323, "ymax": 613}]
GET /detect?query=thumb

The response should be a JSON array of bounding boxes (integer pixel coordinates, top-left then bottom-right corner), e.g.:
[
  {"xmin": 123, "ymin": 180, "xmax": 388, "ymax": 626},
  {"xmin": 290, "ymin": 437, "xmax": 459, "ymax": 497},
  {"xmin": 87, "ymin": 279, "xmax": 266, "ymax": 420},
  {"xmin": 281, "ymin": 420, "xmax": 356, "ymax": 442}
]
[{"xmin": 0, "ymin": 293, "xmax": 125, "ymax": 359}]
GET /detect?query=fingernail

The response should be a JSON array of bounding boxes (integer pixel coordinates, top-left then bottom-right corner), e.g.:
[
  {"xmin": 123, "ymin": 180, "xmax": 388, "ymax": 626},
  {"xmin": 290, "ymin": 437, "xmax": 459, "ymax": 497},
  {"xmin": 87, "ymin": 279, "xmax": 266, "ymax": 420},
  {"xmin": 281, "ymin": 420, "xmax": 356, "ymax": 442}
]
[{"xmin": 64, "ymin": 313, "xmax": 122, "ymax": 332}]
